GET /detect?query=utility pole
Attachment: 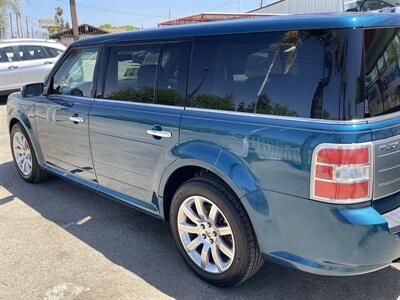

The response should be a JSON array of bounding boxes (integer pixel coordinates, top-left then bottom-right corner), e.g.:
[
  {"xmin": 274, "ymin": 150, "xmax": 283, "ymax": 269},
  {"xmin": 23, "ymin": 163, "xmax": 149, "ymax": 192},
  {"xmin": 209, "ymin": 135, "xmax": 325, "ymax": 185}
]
[
  {"xmin": 69, "ymin": 0, "xmax": 79, "ymax": 40},
  {"xmin": 260, "ymin": 0, "xmax": 263, "ymax": 8},
  {"xmin": 9, "ymin": 13, "xmax": 14, "ymax": 38},
  {"xmin": 15, "ymin": 13, "xmax": 20, "ymax": 38},
  {"xmin": 26, "ymin": 16, "xmax": 29, "ymax": 37}
]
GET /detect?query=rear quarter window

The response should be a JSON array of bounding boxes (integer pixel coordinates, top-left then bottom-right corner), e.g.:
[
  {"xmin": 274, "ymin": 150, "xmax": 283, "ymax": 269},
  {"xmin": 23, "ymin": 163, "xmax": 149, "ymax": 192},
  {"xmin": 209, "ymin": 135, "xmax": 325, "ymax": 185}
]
[
  {"xmin": 188, "ymin": 31, "xmax": 328, "ymax": 119},
  {"xmin": 365, "ymin": 28, "xmax": 400, "ymax": 117}
]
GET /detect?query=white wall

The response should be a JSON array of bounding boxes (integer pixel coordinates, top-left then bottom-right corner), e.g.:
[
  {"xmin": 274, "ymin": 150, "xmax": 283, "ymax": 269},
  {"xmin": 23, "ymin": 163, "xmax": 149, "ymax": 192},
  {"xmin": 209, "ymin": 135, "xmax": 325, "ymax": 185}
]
[{"xmin": 253, "ymin": 0, "xmax": 345, "ymax": 14}]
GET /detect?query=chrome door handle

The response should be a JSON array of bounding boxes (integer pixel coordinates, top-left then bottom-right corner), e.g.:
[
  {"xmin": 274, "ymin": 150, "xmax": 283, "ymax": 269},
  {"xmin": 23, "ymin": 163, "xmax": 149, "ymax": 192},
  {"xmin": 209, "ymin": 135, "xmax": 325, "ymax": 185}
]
[
  {"xmin": 146, "ymin": 129, "xmax": 172, "ymax": 138},
  {"xmin": 8, "ymin": 65, "xmax": 18, "ymax": 70},
  {"xmin": 69, "ymin": 116, "xmax": 85, "ymax": 123}
]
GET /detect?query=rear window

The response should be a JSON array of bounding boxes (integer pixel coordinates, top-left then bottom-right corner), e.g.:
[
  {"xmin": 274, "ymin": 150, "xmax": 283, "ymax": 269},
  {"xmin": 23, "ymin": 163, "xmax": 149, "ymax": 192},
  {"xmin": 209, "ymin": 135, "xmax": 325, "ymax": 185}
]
[
  {"xmin": 188, "ymin": 31, "xmax": 331, "ymax": 119},
  {"xmin": 365, "ymin": 28, "xmax": 400, "ymax": 117}
]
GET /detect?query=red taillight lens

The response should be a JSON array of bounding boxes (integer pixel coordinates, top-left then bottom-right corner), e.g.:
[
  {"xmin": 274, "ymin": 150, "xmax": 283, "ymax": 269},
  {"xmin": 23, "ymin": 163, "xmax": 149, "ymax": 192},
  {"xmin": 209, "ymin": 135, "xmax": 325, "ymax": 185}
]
[{"xmin": 311, "ymin": 143, "xmax": 373, "ymax": 203}]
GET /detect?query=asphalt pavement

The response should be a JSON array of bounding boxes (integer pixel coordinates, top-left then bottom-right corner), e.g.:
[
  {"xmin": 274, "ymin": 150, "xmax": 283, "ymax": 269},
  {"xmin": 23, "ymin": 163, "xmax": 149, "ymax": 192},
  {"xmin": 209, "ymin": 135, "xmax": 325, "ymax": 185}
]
[{"xmin": 0, "ymin": 98, "xmax": 399, "ymax": 300}]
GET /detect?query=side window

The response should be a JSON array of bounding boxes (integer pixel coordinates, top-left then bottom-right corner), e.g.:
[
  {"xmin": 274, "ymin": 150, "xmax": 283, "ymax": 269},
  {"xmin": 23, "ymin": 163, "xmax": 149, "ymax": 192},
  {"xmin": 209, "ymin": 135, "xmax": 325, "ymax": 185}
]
[
  {"xmin": 18, "ymin": 45, "xmax": 46, "ymax": 61},
  {"xmin": 45, "ymin": 47, "xmax": 64, "ymax": 58},
  {"xmin": 104, "ymin": 44, "xmax": 160, "ymax": 103},
  {"xmin": 188, "ymin": 31, "xmax": 325, "ymax": 118},
  {"xmin": 155, "ymin": 42, "xmax": 191, "ymax": 106},
  {"xmin": 51, "ymin": 48, "xmax": 99, "ymax": 98},
  {"xmin": 0, "ymin": 47, "xmax": 17, "ymax": 63},
  {"xmin": 365, "ymin": 28, "xmax": 400, "ymax": 117}
]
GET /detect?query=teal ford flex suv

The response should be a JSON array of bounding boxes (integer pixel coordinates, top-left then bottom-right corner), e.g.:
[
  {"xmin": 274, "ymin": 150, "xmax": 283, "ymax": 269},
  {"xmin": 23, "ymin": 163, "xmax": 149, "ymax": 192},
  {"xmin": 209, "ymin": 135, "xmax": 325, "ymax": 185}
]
[{"xmin": 7, "ymin": 13, "xmax": 400, "ymax": 286}]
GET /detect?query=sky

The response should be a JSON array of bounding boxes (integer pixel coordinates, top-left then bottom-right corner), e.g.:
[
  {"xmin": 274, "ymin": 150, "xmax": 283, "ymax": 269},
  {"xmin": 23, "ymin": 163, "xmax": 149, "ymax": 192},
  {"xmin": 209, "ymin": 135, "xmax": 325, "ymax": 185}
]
[{"xmin": 19, "ymin": 0, "xmax": 276, "ymax": 30}]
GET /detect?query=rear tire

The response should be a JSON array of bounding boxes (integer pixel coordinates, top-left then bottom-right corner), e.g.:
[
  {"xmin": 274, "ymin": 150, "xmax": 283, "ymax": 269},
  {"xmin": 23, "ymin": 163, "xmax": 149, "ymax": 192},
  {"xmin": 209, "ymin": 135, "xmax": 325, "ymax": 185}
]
[
  {"xmin": 10, "ymin": 122, "xmax": 49, "ymax": 183},
  {"xmin": 170, "ymin": 176, "xmax": 264, "ymax": 287}
]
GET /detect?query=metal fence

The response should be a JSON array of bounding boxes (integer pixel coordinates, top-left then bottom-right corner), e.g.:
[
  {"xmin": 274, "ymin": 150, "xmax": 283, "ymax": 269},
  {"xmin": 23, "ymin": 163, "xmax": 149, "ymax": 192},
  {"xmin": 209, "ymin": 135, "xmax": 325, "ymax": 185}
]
[{"xmin": 0, "ymin": 12, "xmax": 48, "ymax": 40}]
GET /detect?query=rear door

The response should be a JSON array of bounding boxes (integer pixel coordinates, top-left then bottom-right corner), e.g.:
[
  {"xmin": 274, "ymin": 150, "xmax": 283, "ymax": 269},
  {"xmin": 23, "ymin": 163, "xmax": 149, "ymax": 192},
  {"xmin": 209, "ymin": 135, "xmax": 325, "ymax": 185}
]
[
  {"xmin": 17, "ymin": 45, "xmax": 55, "ymax": 85},
  {"xmin": 0, "ymin": 46, "xmax": 21, "ymax": 92},
  {"xmin": 89, "ymin": 41, "xmax": 191, "ymax": 210}
]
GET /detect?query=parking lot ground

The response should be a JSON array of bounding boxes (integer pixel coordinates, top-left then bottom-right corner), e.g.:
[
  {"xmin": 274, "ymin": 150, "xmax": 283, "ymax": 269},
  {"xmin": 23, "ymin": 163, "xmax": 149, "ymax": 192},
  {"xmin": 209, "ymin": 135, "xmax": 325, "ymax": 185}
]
[{"xmin": 0, "ymin": 99, "xmax": 399, "ymax": 300}]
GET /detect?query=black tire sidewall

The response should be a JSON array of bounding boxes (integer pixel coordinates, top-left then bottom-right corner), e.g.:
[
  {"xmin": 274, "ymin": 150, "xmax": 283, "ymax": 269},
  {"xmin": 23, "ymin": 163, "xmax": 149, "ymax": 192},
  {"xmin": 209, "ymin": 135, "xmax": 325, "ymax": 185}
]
[
  {"xmin": 170, "ymin": 178, "xmax": 252, "ymax": 286},
  {"xmin": 10, "ymin": 123, "xmax": 40, "ymax": 182}
]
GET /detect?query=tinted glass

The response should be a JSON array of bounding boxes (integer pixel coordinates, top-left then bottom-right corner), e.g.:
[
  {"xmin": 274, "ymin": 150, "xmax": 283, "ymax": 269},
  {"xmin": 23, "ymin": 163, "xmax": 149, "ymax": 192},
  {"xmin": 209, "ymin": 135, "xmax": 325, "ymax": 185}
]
[
  {"xmin": 365, "ymin": 28, "xmax": 400, "ymax": 117},
  {"xmin": 45, "ymin": 47, "xmax": 63, "ymax": 58},
  {"xmin": 19, "ymin": 45, "xmax": 46, "ymax": 61},
  {"xmin": 0, "ymin": 47, "xmax": 16, "ymax": 63},
  {"xmin": 51, "ymin": 48, "xmax": 99, "ymax": 98},
  {"xmin": 188, "ymin": 31, "xmax": 325, "ymax": 118},
  {"xmin": 360, "ymin": 0, "xmax": 397, "ymax": 11},
  {"xmin": 104, "ymin": 45, "xmax": 160, "ymax": 103},
  {"xmin": 155, "ymin": 42, "xmax": 190, "ymax": 106}
]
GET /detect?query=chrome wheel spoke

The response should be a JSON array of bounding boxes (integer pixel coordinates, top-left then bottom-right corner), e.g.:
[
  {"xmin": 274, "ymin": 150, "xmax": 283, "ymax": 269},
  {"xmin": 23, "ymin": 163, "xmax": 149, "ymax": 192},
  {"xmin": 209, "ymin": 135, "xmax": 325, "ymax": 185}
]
[
  {"xmin": 178, "ymin": 223, "xmax": 199, "ymax": 234},
  {"xmin": 182, "ymin": 203, "xmax": 201, "ymax": 224},
  {"xmin": 186, "ymin": 237, "xmax": 201, "ymax": 252},
  {"xmin": 194, "ymin": 196, "xmax": 207, "ymax": 219},
  {"xmin": 200, "ymin": 244, "xmax": 210, "ymax": 269},
  {"xmin": 208, "ymin": 204, "xmax": 218, "ymax": 222},
  {"xmin": 211, "ymin": 244, "xmax": 224, "ymax": 272},
  {"xmin": 217, "ymin": 225, "xmax": 232, "ymax": 236},
  {"xmin": 218, "ymin": 240, "xmax": 234, "ymax": 259}
]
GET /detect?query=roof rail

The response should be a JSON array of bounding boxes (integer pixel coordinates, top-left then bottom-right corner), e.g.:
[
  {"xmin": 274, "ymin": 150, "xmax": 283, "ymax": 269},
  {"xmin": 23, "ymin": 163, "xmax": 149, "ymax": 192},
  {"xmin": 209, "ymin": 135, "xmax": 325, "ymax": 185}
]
[{"xmin": 0, "ymin": 38, "xmax": 57, "ymax": 43}]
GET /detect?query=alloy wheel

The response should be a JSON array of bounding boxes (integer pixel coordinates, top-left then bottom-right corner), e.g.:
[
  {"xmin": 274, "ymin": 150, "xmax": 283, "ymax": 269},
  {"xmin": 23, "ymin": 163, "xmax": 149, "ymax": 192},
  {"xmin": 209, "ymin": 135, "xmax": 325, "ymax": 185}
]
[
  {"xmin": 177, "ymin": 195, "xmax": 235, "ymax": 274},
  {"xmin": 13, "ymin": 132, "xmax": 33, "ymax": 176}
]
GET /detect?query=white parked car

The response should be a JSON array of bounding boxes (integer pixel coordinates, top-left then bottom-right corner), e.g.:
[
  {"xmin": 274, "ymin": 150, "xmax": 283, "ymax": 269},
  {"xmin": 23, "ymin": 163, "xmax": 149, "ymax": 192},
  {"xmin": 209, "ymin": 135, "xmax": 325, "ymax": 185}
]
[{"xmin": 0, "ymin": 39, "xmax": 66, "ymax": 95}]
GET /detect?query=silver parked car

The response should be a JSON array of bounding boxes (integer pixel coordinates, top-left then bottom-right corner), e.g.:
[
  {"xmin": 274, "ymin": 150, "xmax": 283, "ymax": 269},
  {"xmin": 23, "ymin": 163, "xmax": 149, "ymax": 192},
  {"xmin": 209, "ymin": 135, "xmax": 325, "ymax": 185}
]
[{"xmin": 0, "ymin": 39, "xmax": 66, "ymax": 95}]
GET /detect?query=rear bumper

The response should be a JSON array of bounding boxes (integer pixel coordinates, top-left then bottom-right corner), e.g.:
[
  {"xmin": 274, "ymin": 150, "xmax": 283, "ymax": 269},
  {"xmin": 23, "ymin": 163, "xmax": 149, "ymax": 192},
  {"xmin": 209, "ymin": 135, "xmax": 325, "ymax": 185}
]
[{"xmin": 244, "ymin": 189, "xmax": 400, "ymax": 276}]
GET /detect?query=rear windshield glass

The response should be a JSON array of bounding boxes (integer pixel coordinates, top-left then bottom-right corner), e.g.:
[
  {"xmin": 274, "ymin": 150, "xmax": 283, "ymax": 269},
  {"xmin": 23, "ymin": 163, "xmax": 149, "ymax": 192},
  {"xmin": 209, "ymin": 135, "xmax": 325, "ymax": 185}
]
[{"xmin": 365, "ymin": 28, "xmax": 400, "ymax": 117}]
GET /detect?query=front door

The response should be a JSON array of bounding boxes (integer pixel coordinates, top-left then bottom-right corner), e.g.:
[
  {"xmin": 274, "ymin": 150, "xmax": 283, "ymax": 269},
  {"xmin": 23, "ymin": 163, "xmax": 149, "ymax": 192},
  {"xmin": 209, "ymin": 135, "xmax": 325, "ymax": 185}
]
[
  {"xmin": 89, "ymin": 41, "xmax": 191, "ymax": 210},
  {"xmin": 35, "ymin": 47, "xmax": 100, "ymax": 184}
]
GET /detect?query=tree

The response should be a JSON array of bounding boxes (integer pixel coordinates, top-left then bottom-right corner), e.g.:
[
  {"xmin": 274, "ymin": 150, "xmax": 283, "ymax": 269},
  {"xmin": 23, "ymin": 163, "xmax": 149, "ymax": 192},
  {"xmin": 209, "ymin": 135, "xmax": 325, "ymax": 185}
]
[
  {"xmin": 99, "ymin": 23, "xmax": 139, "ymax": 31},
  {"xmin": 0, "ymin": 0, "xmax": 21, "ymax": 35},
  {"xmin": 54, "ymin": 6, "xmax": 64, "ymax": 32},
  {"xmin": 99, "ymin": 23, "xmax": 112, "ymax": 29}
]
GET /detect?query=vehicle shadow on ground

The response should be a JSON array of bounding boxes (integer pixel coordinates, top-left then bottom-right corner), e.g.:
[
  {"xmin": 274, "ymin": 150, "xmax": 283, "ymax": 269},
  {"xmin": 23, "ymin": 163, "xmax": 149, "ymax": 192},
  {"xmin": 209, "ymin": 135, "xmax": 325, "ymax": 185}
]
[{"xmin": 1, "ymin": 160, "xmax": 399, "ymax": 299}]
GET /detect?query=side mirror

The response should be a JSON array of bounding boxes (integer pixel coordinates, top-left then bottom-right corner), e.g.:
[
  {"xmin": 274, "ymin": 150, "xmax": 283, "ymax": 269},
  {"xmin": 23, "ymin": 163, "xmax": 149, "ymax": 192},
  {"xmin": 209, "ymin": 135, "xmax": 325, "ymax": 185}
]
[
  {"xmin": 346, "ymin": 7, "xmax": 360, "ymax": 12},
  {"xmin": 21, "ymin": 83, "xmax": 44, "ymax": 98}
]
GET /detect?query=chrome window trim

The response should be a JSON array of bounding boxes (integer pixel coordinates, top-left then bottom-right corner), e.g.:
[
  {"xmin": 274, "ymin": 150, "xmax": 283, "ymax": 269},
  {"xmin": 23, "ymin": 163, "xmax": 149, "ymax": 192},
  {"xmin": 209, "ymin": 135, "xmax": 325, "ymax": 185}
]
[
  {"xmin": 89, "ymin": 99, "xmax": 400, "ymax": 124},
  {"xmin": 185, "ymin": 107, "xmax": 368, "ymax": 125},
  {"xmin": 92, "ymin": 98, "xmax": 185, "ymax": 110},
  {"xmin": 365, "ymin": 110, "xmax": 400, "ymax": 123}
]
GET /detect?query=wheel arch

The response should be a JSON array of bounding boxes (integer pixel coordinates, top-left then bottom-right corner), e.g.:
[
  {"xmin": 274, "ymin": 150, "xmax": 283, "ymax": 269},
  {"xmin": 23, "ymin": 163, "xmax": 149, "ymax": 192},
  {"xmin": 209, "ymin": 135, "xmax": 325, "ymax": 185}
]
[
  {"xmin": 158, "ymin": 154, "xmax": 263, "ymax": 223},
  {"xmin": 8, "ymin": 115, "xmax": 45, "ymax": 166}
]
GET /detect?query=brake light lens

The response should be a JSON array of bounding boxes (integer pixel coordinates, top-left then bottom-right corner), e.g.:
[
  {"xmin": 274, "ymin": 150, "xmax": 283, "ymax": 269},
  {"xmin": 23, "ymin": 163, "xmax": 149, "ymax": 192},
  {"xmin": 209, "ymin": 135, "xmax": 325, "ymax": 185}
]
[{"xmin": 310, "ymin": 143, "xmax": 373, "ymax": 204}]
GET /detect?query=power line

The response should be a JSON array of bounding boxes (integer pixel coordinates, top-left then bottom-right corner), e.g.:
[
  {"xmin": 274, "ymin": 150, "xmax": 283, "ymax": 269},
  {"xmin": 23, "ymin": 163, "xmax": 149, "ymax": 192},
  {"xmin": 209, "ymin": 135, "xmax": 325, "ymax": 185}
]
[{"xmin": 56, "ymin": 0, "xmax": 170, "ymax": 19}]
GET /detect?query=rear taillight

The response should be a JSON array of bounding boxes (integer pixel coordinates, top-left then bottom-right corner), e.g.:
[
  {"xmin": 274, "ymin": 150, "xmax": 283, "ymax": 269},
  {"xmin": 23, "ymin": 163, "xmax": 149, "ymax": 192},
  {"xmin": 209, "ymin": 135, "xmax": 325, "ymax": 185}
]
[{"xmin": 310, "ymin": 143, "xmax": 373, "ymax": 204}]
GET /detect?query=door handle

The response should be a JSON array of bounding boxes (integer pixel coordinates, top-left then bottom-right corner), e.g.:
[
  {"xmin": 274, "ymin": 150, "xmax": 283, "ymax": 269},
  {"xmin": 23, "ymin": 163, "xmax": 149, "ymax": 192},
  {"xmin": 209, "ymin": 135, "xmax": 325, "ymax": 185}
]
[
  {"xmin": 69, "ymin": 116, "xmax": 85, "ymax": 124},
  {"xmin": 8, "ymin": 65, "xmax": 18, "ymax": 70},
  {"xmin": 44, "ymin": 61, "xmax": 53, "ymax": 65},
  {"xmin": 146, "ymin": 129, "xmax": 172, "ymax": 138}
]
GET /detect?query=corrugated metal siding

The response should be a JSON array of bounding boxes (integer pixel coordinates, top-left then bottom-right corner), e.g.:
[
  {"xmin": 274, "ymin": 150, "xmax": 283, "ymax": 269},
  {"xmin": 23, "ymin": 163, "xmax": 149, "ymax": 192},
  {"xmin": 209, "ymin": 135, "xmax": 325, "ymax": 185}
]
[{"xmin": 254, "ymin": 0, "xmax": 344, "ymax": 14}]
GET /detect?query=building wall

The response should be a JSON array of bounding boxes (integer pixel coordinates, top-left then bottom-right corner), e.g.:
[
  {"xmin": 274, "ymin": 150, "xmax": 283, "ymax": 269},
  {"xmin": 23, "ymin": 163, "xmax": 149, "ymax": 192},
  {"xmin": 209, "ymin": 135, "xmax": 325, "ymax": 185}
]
[{"xmin": 252, "ymin": 0, "xmax": 345, "ymax": 14}]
